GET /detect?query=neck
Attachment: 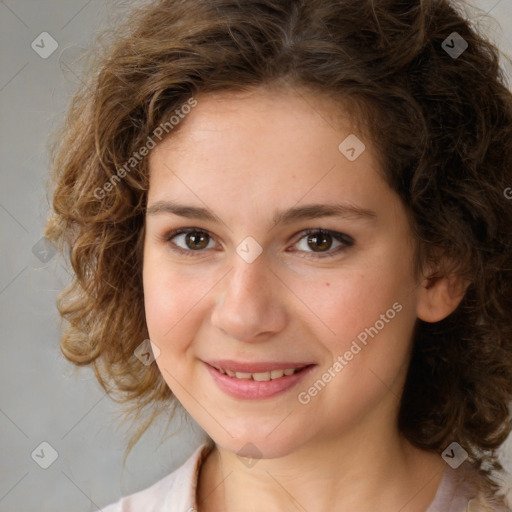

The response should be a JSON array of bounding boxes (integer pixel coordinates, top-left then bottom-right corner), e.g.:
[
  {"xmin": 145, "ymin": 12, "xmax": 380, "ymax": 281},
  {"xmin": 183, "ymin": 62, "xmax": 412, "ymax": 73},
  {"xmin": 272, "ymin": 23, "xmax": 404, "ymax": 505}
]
[{"xmin": 197, "ymin": 413, "xmax": 446, "ymax": 512}]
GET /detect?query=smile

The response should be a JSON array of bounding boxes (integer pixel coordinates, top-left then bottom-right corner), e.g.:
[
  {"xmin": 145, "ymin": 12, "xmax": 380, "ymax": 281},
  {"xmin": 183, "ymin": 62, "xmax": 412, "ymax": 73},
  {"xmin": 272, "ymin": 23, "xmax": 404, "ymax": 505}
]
[{"xmin": 204, "ymin": 362, "xmax": 316, "ymax": 400}]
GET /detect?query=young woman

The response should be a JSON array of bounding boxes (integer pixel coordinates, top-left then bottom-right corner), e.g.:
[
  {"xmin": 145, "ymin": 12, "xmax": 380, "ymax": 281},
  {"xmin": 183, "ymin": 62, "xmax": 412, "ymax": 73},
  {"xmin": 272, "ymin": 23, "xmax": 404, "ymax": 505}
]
[{"xmin": 45, "ymin": 0, "xmax": 512, "ymax": 510}]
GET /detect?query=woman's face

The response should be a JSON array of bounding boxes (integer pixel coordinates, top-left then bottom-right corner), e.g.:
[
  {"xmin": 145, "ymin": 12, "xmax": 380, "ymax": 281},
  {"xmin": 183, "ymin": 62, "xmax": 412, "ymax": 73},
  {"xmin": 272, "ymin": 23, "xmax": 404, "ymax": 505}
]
[{"xmin": 143, "ymin": 87, "xmax": 424, "ymax": 458}]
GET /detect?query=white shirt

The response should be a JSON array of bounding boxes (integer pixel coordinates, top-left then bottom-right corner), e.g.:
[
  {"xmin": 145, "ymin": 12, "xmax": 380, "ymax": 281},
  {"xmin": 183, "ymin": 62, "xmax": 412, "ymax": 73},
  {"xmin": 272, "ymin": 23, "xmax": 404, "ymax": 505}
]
[{"xmin": 101, "ymin": 443, "xmax": 509, "ymax": 511}]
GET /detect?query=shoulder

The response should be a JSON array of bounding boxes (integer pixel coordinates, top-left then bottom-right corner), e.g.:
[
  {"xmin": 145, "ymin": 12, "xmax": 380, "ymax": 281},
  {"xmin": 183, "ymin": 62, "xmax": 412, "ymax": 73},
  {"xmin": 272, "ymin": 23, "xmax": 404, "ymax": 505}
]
[
  {"xmin": 465, "ymin": 497, "xmax": 512, "ymax": 512},
  {"xmin": 449, "ymin": 462, "xmax": 511, "ymax": 512},
  {"xmin": 101, "ymin": 442, "xmax": 213, "ymax": 512}
]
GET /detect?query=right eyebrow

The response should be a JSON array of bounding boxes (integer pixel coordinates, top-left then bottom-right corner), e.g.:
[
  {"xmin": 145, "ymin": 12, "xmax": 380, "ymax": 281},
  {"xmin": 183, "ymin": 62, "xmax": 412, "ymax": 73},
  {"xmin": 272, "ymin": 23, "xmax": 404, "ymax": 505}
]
[{"xmin": 146, "ymin": 201, "xmax": 223, "ymax": 223}]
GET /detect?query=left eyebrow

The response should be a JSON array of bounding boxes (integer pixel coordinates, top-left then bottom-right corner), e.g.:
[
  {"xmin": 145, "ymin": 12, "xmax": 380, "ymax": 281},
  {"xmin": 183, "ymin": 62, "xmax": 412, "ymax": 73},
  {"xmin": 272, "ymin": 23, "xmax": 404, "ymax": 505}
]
[
  {"xmin": 145, "ymin": 200, "xmax": 378, "ymax": 227},
  {"xmin": 271, "ymin": 203, "xmax": 377, "ymax": 225}
]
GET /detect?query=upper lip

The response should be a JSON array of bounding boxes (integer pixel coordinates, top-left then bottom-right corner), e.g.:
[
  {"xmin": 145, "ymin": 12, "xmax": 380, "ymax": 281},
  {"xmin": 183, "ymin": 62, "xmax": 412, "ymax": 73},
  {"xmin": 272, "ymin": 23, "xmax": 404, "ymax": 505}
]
[{"xmin": 206, "ymin": 360, "xmax": 315, "ymax": 373}]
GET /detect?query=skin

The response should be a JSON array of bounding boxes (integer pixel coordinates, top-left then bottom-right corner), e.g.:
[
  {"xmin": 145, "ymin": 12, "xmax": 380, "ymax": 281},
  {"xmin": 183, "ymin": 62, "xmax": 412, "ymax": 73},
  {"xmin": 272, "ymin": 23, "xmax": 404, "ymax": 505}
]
[{"xmin": 142, "ymin": 87, "xmax": 467, "ymax": 512}]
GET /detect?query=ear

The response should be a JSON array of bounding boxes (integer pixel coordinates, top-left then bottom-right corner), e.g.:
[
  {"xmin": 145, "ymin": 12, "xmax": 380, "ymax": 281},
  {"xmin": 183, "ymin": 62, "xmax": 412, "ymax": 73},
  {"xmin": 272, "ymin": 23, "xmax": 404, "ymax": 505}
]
[{"xmin": 416, "ymin": 269, "xmax": 470, "ymax": 323}]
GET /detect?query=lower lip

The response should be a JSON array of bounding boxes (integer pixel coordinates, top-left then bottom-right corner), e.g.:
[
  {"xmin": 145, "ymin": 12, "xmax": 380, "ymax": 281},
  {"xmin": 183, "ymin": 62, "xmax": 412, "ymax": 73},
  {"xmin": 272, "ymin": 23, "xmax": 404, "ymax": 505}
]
[{"xmin": 204, "ymin": 363, "xmax": 316, "ymax": 400}]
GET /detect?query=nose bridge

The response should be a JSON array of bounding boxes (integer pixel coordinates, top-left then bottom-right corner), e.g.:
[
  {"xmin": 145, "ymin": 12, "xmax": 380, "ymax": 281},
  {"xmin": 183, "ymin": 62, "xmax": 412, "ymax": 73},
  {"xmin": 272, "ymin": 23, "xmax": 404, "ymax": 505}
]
[
  {"xmin": 211, "ymin": 251, "xmax": 286, "ymax": 340},
  {"xmin": 226, "ymin": 252, "xmax": 273, "ymax": 308}
]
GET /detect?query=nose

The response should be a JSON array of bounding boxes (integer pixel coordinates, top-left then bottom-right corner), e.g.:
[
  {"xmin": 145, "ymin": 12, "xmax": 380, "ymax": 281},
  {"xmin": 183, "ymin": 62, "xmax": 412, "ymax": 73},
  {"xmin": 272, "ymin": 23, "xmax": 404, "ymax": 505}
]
[{"xmin": 210, "ymin": 254, "xmax": 288, "ymax": 343}]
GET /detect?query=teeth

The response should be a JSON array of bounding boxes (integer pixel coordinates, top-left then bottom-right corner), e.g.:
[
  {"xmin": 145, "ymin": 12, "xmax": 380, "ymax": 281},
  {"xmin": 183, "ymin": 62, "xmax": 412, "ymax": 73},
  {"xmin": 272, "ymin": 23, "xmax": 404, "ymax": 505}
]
[
  {"xmin": 216, "ymin": 366, "xmax": 302, "ymax": 380},
  {"xmin": 235, "ymin": 372, "xmax": 252, "ymax": 379},
  {"xmin": 253, "ymin": 371, "xmax": 271, "ymax": 381}
]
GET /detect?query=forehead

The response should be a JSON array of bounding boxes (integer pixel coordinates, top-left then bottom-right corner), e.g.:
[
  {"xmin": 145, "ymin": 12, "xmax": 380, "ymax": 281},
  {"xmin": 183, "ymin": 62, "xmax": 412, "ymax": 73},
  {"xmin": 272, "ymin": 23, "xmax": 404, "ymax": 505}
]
[
  {"xmin": 155, "ymin": 87, "xmax": 365, "ymax": 151},
  {"xmin": 146, "ymin": 87, "xmax": 396, "ymax": 223}
]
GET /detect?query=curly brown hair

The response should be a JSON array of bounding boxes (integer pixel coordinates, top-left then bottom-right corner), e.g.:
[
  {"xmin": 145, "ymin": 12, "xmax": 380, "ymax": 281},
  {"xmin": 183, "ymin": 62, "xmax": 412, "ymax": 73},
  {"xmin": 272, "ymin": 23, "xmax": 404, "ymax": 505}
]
[{"xmin": 44, "ymin": 0, "xmax": 512, "ymax": 503}]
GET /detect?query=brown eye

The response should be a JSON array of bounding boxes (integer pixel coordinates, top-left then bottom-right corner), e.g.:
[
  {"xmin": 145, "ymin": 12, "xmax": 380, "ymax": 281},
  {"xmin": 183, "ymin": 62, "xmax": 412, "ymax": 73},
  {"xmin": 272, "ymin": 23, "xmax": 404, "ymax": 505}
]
[
  {"xmin": 293, "ymin": 229, "xmax": 354, "ymax": 259},
  {"xmin": 184, "ymin": 230, "xmax": 210, "ymax": 250},
  {"xmin": 306, "ymin": 232, "xmax": 333, "ymax": 252},
  {"xmin": 163, "ymin": 228, "xmax": 216, "ymax": 255}
]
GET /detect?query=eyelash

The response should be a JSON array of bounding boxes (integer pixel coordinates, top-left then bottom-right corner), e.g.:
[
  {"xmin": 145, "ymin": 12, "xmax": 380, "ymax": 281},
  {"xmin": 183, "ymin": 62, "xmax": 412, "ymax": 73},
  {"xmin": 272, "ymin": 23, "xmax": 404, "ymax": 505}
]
[{"xmin": 161, "ymin": 227, "xmax": 354, "ymax": 259}]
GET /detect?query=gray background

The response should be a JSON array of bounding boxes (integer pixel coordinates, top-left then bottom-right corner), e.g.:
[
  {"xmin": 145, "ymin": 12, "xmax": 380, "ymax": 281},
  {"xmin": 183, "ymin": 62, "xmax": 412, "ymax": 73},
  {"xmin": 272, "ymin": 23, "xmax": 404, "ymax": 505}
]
[{"xmin": 1, "ymin": 1, "xmax": 512, "ymax": 511}]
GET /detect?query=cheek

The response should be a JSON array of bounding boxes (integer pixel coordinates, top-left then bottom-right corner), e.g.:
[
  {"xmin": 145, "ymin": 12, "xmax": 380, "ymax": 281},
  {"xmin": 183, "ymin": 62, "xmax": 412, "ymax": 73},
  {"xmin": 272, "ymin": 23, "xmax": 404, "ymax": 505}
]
[
  {"xmin": 307, "ymin": 255, "xmax": 416, "ymax": 390},
  {"xmin": 301, "ymin": 266, "xmax": 406, "ymax": 344},
  {"xmin": 142, "ymin": 251, "xmax": 205, "ymax": 350},
  {"xmin": 142, "ymin": 260, "xmax": 207, "ymax": 391},
  {"xmin": 325, "ymin": 289, "xmax": 415, "ymax": 403}
]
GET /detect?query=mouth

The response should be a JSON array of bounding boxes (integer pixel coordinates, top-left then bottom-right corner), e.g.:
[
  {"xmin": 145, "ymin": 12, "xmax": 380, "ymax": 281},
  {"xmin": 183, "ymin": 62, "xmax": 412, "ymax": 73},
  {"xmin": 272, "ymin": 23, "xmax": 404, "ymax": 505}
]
[
  {"xmin": 204, "ymin": 360, "xmax": 317, "ymax": 400},
  {"xmin": 206, "ymin": 359, "xmax": 315, "ymax": 378}
]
